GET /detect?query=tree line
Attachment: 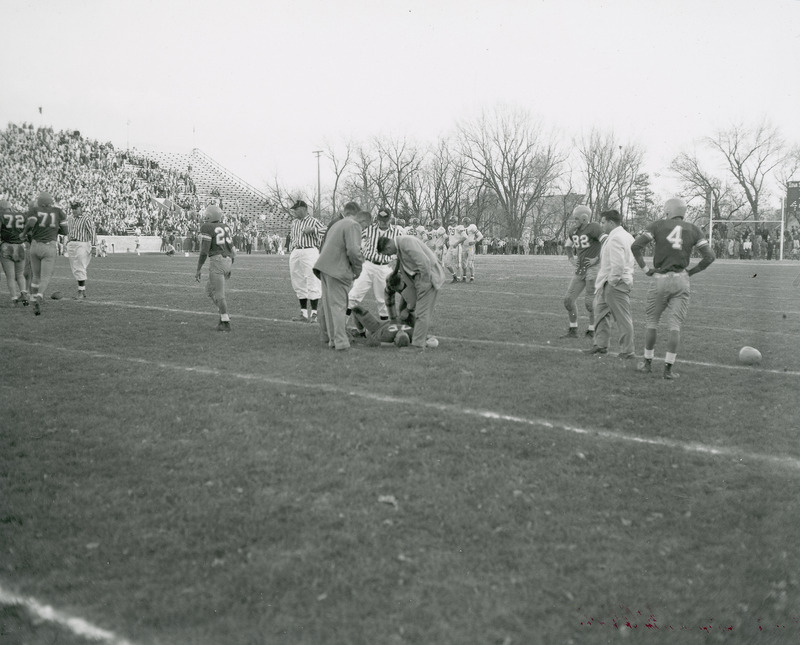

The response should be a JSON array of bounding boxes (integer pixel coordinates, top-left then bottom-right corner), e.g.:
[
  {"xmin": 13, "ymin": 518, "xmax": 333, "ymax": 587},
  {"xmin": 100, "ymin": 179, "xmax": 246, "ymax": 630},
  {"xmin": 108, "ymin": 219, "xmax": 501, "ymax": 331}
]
[{"xmin": 265, "ymin": 107, "xmax": 799, "ymax": 240}]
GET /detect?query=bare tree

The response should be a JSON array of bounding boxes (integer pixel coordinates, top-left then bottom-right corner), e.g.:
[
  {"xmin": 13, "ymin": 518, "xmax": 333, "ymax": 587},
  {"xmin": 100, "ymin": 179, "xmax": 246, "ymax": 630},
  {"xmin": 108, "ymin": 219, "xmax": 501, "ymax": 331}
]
[
  {"xmin": 576, "ymin": 129, "xmax": 643, "ymax": 220},
  {"xmin": 421, "ymin": 137, "xmax": 471, "ymax": 224},
  {"xmin": 704, "ymin": 120, "xmax": 787, "ymax": 220},
  {"xmin": 369, "ymin": 135, "xmax": 422, "ymax": 219},
  {"xmin": 669, "ymin": 151, "xmax": 747, "ymax": 221},
  {"xmin": 342, "ymin": 145, "xmax": 378, "ymax": 213},
  {"xmin": 324, "ymin": 139, "xmax": 353, "ymax": 218},
  {"xmin": 458, "ymin": 106, "xmax": 564, "ymax": 238}
]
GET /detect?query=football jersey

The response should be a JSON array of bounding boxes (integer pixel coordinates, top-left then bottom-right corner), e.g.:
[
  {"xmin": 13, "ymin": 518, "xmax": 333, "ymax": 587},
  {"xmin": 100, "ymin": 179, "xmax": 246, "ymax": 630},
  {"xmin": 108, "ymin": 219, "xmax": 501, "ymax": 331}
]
[
  {"xmin": 644, "ymin": 218, "xmax": 708, "ymax": 273},
  {"xmin": 26, "ymin": 206, "xmax": 68, "ymax": 243},
  {"xmin": 447, "ymin": 225, "xmax": 466, "ymax": 247},
  {"xmin": 374, "ymin": 321, "xmax": 414, "ymax": 344},
  {"xmin": 567, "ymin": 222, "xmax": 603, "ymax": 272},
  {"xmin": 432, "ymin": 226, "xmax": 446, "ymax": 248},
  {"xmin": 1, "ymin": 209, "xmax": 28, "ymax": 244},
  {"xmin": 199, "ymin": 221, "xmax": 235, "ymax": 257},
  {"xmin": 465, "ymin": 224, "xmax": 482, "ymax": 247}
]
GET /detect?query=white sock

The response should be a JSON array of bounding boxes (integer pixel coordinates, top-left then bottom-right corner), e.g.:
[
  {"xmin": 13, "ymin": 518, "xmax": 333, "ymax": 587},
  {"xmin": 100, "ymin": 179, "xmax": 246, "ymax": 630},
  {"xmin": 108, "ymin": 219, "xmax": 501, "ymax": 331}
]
[
  {"xmin": 569, "ymin": 322, "xmax": 578, "ymax": 329},
  {"xmin": 644, "ymin": 349, "xmax": 654, "ymax": 360},
  {"xmin": 220, "ymin": 314, "xmax": 230, "ymax": 322},
  {"xmin": 665, "ymin": 352, "xmax": 677, "ymax": 365}
]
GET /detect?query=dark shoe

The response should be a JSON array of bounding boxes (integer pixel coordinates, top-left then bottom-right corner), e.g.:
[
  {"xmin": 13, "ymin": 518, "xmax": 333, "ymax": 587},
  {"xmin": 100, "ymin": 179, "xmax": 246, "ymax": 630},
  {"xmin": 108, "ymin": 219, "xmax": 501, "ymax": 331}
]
[
  {"xmin": 663, "ymin": 365, "xmax": 679, "ymax": 380},
  {"xmin": 637, "ymin": 358, "xmax": 652, "ymax": 373},
  {"xmin": 33, "ymin": 299, "xmax": 41, "ymax": 316},
  {"xmin": 584, "ymin": 345, "xmax": 607, "ymax": 355},
  {"xmin": 560, "ymin": 328, "xmax": 578, "ymax": 339},
  {"xmin": 451, "ymin": 276, "xmax": 459, "ymax": 283},
  {"xmin": 217, "ymin": 321, "xmax": 232, "ymax": 332},
  {"xmin": 617, "ymin": 352, "xmax": 635, "ymax": 360},
  {"xmin": 73, "ymin": 291, "xmax": 86, "ymax": 300},
  {"xmin": 585, "ymin": 329, "xmax": 594, "ymax": 338},
  {"xmin": 468, "ymin": 277, "xmax": 474, "ymax": 282}
]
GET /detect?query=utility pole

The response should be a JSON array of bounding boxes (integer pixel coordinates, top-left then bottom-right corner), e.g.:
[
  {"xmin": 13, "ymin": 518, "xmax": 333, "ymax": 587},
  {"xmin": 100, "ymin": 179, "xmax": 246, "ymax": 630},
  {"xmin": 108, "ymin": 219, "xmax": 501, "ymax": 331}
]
[{"xmin": 313, "ymin": 150, "xmax": 323, "ymax": 219}]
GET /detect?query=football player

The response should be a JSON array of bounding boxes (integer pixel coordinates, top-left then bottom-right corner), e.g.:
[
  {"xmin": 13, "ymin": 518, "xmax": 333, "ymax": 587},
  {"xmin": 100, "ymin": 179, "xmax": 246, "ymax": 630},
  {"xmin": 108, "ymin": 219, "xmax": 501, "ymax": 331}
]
[
  {"xmin": 631, "ymin": 197, "xmax": 715, "ymax": 379},
  {"xmin": 460, "ymin": 217, "xmax": 484, "ymax": 282},
  {"xmin": 561, "ymin": 205, "xmax": 604, "ymax": 338},
  {"xmin": 444, "ymin": 217, "xmax": 467, "ymax": 282},
  {"xmin": 0, "ymin": 199, "xmax": 29, "ymax": 305},
  {"xmin": 195, "ymin": 205, "xmax": 235, "ymax": 331},
  {"xmin": 21, "ymin": 192, "xmax": 69, "ymax": 315},
  {"xmin": 429, "ymin": 220, "xmax": 446, "ymax": 263},
  {"xmin": 350, "ymin": 273, "xmax": 415, "ymax": 347}
]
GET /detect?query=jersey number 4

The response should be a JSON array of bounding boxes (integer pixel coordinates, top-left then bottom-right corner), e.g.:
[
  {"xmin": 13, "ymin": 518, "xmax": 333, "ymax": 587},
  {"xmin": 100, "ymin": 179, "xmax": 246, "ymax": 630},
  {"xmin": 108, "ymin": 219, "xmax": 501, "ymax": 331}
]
[
  {"xmin": 214, "ymin": 227, "xmax": 232, "ymax": 245},
  {"xmin": 666, "ymin": 225, "xmax": 683, "ymax": 250}
]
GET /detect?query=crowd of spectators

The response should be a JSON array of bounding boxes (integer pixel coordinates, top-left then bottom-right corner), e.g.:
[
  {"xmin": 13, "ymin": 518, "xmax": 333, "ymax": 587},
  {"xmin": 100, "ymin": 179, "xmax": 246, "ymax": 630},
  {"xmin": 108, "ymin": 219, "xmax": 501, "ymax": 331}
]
[
  {"xmin": 482, "ymin": 237, "xmax": 564, "ymax": 255},
  {"xmin": 710, "ymin": 224, "xmax": 800, "ymax": 260},
  {"xmin": 0, "ymin": 122, "xmax": 270, "ymax": 244}
]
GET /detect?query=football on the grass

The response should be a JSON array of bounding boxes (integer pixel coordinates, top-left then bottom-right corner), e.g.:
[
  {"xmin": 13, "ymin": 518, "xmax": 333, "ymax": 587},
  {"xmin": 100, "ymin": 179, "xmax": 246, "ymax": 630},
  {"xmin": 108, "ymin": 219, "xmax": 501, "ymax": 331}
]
[
  {"xmin": 426, "ymin": 337, "xmax": 439, "ymax": 348},
  {"xmin": 738, "ymin": 346, "xmax": 762, "ymax": 365},
  {"xmin": 50, "ymin": 291, "xmax": 63, "ymax": 300}
]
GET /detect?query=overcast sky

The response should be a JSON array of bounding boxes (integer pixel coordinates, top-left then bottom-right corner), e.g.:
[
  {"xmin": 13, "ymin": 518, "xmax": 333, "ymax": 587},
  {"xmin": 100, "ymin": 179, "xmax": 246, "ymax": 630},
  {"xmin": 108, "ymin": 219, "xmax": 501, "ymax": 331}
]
[{"xmin": 3, "ymin": 0, "xmax": 799, "ymax": 204}]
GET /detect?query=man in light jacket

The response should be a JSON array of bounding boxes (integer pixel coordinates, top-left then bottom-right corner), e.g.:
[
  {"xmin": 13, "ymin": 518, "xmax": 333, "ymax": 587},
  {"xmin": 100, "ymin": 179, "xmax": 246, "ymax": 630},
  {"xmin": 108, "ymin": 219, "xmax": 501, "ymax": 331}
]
[
  {"xmin": 377, "ymin": 234, "xmax": 446, "ymax": 350},
  {"xmin": 313, "ymin": 210, "xmax": 372, "ymax": 351},
  {"xmin": 585, "ymin": 209, "xmax": 636, "ymax": 358}
]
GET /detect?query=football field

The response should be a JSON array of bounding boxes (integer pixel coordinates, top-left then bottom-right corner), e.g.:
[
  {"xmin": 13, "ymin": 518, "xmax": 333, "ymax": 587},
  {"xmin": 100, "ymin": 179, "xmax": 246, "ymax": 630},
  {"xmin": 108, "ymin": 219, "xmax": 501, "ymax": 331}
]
[{"xmin": 1, "ymin": 252, "xmax": 799, "ymax": 644}]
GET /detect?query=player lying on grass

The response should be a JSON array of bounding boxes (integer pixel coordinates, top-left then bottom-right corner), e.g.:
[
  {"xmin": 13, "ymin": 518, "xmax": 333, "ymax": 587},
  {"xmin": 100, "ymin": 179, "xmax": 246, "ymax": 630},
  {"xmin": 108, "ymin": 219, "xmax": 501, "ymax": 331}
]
[{"xmin": 349, "ymin": 273, "xmax": 415, "ymax": 347}]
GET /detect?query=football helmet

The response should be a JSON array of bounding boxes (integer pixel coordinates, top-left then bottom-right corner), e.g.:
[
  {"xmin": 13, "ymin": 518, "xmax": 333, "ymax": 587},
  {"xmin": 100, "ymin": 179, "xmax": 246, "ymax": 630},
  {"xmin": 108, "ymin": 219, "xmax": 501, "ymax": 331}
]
[
  {"xmin": 664, "ymin": 197, "xmax": 687, "ymax": 219},
  {"xmin": 462, "ymin": 217, "xmax": 471, "ymax": 225},
  {"xmin": 37, "ymin": 192, "xmax": 54, "ymax": 208},
  {"xmin": 204, "ymin": 205, "xmax": 223, "ymax": 222}
]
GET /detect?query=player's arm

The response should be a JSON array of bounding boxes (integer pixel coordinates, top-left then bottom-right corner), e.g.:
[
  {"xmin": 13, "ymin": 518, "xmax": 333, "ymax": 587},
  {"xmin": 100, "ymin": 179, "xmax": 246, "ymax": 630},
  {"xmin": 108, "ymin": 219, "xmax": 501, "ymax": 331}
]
[
  {"xmin": 474, "ymin": 229, "xmax": 484, "ymax": 244},
  {"xmin": 195, "ymin": 233, "xmax": 212, "ymax": 282},
  {"xmin": 687, "ymin": 241, "xmax": 715, "ymax": 276},
  {"xmin": 21, "ymin": 213, "xmax": 37, "ymax": 240},
  {"xmin": 631, "ymin": 232, "xmax": 654, "ymax": 274},
  {"xmin": 58, "ymin": 212, "xmax": 69, "ymax": 236}
]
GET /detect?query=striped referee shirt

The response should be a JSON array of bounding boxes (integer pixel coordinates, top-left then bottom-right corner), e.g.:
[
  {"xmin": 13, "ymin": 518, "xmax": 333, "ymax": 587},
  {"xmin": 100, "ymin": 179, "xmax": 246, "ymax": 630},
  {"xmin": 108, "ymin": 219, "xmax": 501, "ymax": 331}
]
[
  {"xmin": 289, "ymin": 216, "xmax": 324, "ymax": 251},
  {"xmin": 362, "ymin": 223, "xmax": 405, "ymax": 264},
  {"xmin": 69, "ymin": 213, "xmax": 96, "ymax": 245}
]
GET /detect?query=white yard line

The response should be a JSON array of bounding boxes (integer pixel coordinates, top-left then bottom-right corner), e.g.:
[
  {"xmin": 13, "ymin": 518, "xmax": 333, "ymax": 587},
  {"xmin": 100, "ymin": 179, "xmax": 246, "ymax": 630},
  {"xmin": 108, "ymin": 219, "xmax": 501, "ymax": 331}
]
[
  {"xmin": 67, "ymin": 299, "xmax": 800, "ymax": 376},
  {"xmin": 4, "ymin": 337, "xmax": 800, "ymax": 472},
  {"xmin": 0, "ymin": 584, "xmax": 135, "ymax": 645}
]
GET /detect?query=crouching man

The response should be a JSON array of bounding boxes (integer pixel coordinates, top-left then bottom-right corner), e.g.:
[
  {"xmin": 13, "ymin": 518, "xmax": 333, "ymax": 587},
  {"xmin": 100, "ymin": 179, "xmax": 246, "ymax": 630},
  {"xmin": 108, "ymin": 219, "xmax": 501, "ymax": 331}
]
[{"xmin": 376, "ymin": 234, "xmax": 445, "ymax": 350}]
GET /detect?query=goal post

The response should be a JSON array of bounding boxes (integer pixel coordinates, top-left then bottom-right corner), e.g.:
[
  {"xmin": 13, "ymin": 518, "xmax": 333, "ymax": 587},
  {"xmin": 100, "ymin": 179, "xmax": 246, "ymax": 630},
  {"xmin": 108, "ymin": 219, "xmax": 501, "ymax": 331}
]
[{"xmin": 707, "ymin": 195, "xmax": 786, "ymax": 261}]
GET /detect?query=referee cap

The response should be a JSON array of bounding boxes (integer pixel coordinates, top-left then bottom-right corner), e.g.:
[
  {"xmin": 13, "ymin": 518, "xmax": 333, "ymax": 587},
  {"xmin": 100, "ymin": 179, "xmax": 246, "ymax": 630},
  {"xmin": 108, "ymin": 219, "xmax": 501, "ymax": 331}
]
[
  {"xmin": 70, "ymin": 200, "xmax": 83, "ymax": 209},
  {"xmin": 290, "ymin": 199, "xmax": 308, "ymax": 210}
]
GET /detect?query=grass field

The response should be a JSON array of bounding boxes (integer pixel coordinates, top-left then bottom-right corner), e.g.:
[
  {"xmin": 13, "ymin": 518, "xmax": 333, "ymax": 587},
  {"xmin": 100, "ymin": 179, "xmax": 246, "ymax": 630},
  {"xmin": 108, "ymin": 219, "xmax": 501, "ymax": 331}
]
[{"xmin": 1, "ymin": 251, "xmax": 799, "ymax": 645}]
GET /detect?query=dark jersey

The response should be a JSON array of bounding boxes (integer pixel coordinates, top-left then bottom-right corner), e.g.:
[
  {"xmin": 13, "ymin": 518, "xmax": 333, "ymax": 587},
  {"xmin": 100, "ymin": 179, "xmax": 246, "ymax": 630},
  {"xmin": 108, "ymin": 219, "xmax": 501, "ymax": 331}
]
[
  {"xmin": 1, "ymin": 210, "xmax": 28, "ymax": 244},
  {"xmin": 199, "ymin": 221, "xmax": 235, "ymax": 257},
  {"xmin": 644, "ymin": 218, "xmax": 708, "ymax": 273},
  {"xmin": 567, "ymin": 222, "xmax": 603, "ymax": 274},
  {"xmin": 26, "ymin": 206, "xmax": 68, "ymax": 243},
  {"xmin": 373, "ymin": 321, "xmax": 414, "ymax": 344}
]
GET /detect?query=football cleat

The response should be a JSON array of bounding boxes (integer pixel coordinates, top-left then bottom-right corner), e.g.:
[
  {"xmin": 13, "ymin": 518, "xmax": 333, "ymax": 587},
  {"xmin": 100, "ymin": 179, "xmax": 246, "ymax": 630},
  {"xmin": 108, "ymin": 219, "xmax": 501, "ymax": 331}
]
[
  {"xmin": 451, "ymin": 276, "xmax": 459, "ymax": 283},
  {"xmin": 617, "ymin": 352, "xmax": 635, "ymax": 360},
  {"xmin": 33, "ymin": 300, "xmax": 41, "ymax": 316},
  {"xmin": 73, "ymin": 291, "xmax": 87, "ymax": 299},
  {"xmin": 217, "ymin": 321, "xmax": 232, "ymax": 332},
  {"xmin": 585, "ymin": 329, "xmax": 594, "ymax": 338},
  {"xmin": 560, "ymin": 328, "xmax": 578, "ymax": 339},
  {"xmin": 12, "ymin": 297, "xmax": 19, "ymax": 307},
  {"xmin": 583, "ymin": 345, "xmax": 607, "ymax": 355},
  {"xmin": 663, "ymin": 365, "xmax": 679, "ymax": 380},
  {"xmin": 469, "ymin": 277, "xmax": 474, "ymax": 282},
  {"xmin": 637, "ymin": 359, "xmax": 652, "ymax": 373},
  {"xmin": 308, "ymin": 312, "xmax": 318, "ymax": 324},
  {"xmin": 291, "ymin": 314, "xmax": 308, "ymax": 322}
]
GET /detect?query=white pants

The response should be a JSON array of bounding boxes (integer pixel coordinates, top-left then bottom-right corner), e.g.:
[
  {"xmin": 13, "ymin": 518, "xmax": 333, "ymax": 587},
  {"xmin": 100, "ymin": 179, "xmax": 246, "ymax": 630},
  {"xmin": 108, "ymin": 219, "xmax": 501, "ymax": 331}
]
[
  {"xmin": 67, "ymin": 241, "xmax": 92, "ymax": 281},
  {"xmin": 289, "ymin": 248, "xmax": 321, "ymax": 299},
  {"xmin": 348, "ymin": 260, "xmax": 393, "ymax": 318}
]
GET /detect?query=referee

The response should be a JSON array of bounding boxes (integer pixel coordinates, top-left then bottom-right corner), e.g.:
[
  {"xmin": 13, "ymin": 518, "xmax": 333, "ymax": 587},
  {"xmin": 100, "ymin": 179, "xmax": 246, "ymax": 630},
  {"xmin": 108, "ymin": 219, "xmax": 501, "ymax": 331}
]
[
  {"xmin": 346, "ymin": 206, "xmax": 404, "ymax": 327},
  {"xmin": 287, "ymin": 200, "xmax": 325, "ymax": 322},
  {"xmin": 66, "ymin": 200, "xmax": 96, "ymax": 299}
]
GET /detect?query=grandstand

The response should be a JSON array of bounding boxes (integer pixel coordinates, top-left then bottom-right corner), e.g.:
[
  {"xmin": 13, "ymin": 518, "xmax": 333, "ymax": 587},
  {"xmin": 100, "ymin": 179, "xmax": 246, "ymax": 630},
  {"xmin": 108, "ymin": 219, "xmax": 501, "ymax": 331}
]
[{"xmin": 138, "ymin": 148, "xmax": 290, "ymax": 234}]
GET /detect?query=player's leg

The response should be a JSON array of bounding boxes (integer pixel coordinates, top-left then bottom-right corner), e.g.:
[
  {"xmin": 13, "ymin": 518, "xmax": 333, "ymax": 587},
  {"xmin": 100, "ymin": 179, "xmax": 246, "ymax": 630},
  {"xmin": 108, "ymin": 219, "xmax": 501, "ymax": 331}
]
[
  {"xmin": 0, "ymin": 245, "xmax": 21, "ymax": 302},
  {"xmin": 638, "ymin": 277, "xmax": 667, "ymax": 374},
  {"xmin": 662, "ymin": 273, "xmax": 691, "ymax": 379},
  {"xmin": 373, "ymin": 264, "xmax": 391, "ymax": 320},
  {"xmin": 350, "ymin": 305, "xmax": 382, "ymax": 334},
  {"xmin": 466, "ymin": 248, "xmax": 476, "ymax": 281},
  {"xmin": 583, "ymin": 265, "xmax": 599, "ymax": 337},
  {"xmin": 561, "ymin": 274, "xmax": 584, "ymax": 338},
  {"xmin": 29, "ymin": 242, "xmax": 44, "ymax": 314},
  {"xmin": 13, "ymin": 246, "xmax": 26, "ymax": 302},
  {"xmin": 445, "ymin": 248, "xmax": 458, "ymax": 281}
]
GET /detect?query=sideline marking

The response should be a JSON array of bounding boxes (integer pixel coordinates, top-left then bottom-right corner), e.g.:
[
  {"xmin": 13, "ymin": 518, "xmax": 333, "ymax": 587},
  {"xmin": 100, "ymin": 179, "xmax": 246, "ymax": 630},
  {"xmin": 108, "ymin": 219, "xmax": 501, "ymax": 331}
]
[
  {"xmin": 70, "ymin": 299, "xmax": 800, "ymax": 377},
  {"xmin": 0, "ymin": 584, "xmax": 134, "ymax": 645},
  {"xmin": 4, "ymin": 337, "xmax": 800, "ymax": 472}
]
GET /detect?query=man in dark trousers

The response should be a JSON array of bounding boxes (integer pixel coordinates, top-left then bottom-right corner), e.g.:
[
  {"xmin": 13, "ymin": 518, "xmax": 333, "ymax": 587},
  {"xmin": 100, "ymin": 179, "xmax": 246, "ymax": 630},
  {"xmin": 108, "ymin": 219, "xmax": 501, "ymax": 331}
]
[{"xmin": 313, "ymin": 210, "xmax": 372, "ymax": 351}]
